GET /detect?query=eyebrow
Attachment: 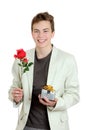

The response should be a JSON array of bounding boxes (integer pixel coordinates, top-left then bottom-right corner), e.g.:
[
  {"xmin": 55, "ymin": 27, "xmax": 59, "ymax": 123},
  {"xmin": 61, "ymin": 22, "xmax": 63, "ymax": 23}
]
[
  {"xmin": 33, "ymin": 28, "xmax": 49, "ymax": 31},
  {"xmin": 43, "ymin": 28, "xmax": 49, "ymax": 31}
]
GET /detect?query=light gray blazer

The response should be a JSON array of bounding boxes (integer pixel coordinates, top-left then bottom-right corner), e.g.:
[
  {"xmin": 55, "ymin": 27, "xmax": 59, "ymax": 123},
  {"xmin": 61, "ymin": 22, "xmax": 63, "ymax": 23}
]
[{"xmin": 9, "ymin": 46, "xmax": 79, "ymax": 130}]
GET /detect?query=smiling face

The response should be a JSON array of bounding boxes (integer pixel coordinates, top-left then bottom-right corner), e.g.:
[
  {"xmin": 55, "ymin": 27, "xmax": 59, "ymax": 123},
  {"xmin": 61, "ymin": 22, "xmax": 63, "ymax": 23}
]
[{"xmin": 32, "ymin": 20, "xmax": 55, "ymax": 49}]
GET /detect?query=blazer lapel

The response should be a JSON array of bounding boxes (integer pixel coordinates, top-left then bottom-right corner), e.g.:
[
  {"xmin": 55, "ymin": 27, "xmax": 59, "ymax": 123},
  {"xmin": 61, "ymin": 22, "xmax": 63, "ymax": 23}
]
[
  {"xmin": 47, "ymin": 46, "xmax": 58, "ymax": 85},
  {"xmin": 25, "ymin": 48, "xmax": 35, "ymax": 99}
]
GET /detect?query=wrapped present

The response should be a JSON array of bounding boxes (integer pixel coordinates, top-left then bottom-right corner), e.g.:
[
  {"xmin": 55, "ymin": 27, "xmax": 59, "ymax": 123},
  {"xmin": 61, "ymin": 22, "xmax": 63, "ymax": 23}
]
[{"xmin": 41, "ymin": 85, "xmax": 56, "ymax": 100}]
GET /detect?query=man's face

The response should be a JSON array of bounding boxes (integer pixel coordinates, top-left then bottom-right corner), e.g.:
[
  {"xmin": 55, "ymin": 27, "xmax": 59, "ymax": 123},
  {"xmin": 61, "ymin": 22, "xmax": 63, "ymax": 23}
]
[{"xmin": 32, "ymin": 21, "xmax": 54, "ymax": 49}]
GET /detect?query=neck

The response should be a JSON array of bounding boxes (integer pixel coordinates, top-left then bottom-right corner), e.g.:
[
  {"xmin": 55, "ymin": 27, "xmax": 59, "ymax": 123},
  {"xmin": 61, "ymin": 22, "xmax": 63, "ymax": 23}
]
[{"xmin": 36, "ymin": 44, "xmax": 52, "ymax": 59}]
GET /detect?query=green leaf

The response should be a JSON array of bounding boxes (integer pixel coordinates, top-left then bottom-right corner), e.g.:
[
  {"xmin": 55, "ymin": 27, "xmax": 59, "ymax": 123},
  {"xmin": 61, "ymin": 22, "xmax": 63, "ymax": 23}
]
[
  {"xmin": 28, "ymin": 62, "xmax": 33, "ymax": 67},
  {"xmin": 18, "ymin": 63, "xmax": 22, "ymax": 66},
  {"xmin": 23, "ymin": 67, "xmax": 29, "ymax": 73}
]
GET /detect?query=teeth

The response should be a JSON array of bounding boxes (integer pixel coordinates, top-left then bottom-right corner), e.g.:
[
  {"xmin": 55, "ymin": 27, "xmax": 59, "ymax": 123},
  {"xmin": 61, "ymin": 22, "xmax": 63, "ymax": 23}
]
[{"xmin": 38, "ymin": 39, "xmax": 45, "ymax": 43}]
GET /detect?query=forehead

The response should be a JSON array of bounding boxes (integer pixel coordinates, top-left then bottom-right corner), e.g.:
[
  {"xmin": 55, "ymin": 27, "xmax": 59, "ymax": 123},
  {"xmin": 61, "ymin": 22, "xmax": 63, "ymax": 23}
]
[{"xmin": 32, "ymin": 21, "xmax": 51, "ymax": 30}]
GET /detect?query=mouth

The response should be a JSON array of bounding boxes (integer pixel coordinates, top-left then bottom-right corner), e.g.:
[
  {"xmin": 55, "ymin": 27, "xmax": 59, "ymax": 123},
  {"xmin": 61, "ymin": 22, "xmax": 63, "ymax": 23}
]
[{"xmin": 37, "ymin": 39, "xmax": 47, "ymax": 44}]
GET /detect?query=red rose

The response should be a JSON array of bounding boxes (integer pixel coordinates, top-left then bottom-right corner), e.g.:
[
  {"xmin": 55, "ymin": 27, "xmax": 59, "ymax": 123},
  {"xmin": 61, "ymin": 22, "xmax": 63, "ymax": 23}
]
[
  {"xmin": 14, "ymin": 49, "xmax": 26, "ymax": 59},
  {"xmin": 23, "ymin": 58, "xmax": 28, "ymax": 63},
  {"xmin": 14, "ymin": 48, "xmax": 33, "ymax": 73}
]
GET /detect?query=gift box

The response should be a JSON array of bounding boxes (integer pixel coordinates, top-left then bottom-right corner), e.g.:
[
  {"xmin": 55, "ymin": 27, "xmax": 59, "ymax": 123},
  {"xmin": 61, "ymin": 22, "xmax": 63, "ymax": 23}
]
[{"xmin": 41, "ymin": 85, "xmax": 56, "ymax": 100}]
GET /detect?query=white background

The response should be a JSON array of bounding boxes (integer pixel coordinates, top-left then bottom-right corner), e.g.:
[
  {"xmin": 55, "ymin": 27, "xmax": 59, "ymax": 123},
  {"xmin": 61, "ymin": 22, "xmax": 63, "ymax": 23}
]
[{"xmin": 0, "ymin": 0, "xmax": 86, "ymax": 130}]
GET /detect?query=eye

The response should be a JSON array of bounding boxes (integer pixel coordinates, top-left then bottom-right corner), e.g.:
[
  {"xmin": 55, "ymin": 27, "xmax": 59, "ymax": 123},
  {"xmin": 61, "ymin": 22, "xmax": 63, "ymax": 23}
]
[
  {"xmin": 44, "ymin": 30, "xmax": 48, "ymax": 32},
  {"xmin": 34, "ymin": 30, "xmax": 39, "ymax": 33},
  {"xmin": 44, "ymin": 30, "xmax": 49, "ymax": 33},
  {"xmin": 33, "ymin": 30, "xmax": 39, "ymax": 33}
]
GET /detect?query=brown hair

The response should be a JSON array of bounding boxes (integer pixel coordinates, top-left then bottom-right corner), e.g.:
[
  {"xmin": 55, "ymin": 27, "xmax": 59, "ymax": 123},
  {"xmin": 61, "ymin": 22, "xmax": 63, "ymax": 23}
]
[{"xmin": 31, "ymin": 12, "xmax": 55, "ymax": 32}]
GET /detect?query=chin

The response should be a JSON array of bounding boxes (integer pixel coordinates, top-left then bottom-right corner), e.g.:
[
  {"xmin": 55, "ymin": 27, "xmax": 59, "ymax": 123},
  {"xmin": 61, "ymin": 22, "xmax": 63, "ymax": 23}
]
[{"xmin": 37, "ymin": 43, "xmax": 47, "ymax": 48}]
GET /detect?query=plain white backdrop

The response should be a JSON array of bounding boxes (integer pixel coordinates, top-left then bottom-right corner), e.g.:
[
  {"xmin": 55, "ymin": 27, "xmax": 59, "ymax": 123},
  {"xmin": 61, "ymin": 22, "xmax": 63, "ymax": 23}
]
[{"xmin": 0, "ymin": 0, "xmax": 86, "ymax": 130}]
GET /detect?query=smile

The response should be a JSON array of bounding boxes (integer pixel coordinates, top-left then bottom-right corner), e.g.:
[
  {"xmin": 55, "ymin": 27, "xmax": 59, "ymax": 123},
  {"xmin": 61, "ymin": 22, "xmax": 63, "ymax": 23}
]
[{"xmin": 38, "ymin": 39, "xmax": 46, "ymax": 43}]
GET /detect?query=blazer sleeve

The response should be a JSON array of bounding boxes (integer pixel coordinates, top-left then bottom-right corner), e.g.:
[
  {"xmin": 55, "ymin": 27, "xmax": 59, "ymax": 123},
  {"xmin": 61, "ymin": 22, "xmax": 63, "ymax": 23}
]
[
  {"xmin": 48, "ymin": 56, "xmax": 80, "ymax": 111},
  {"xmin": 8, "ymin": 59, "xmax": 23, "ymax": 107}
]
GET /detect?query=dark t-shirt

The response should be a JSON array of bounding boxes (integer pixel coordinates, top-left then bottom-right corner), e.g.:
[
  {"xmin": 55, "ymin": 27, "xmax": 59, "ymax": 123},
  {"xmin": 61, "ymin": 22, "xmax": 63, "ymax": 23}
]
[{"xmin": 26, "ymin": 50, "xmax": 52, "ymax": 129}]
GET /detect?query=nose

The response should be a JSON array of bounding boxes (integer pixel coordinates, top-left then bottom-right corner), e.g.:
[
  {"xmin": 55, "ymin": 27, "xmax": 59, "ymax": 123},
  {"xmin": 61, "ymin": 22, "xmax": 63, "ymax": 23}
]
[{"xmin": 38, "ymin": 31, "xmax": 44, "ymax": 37}]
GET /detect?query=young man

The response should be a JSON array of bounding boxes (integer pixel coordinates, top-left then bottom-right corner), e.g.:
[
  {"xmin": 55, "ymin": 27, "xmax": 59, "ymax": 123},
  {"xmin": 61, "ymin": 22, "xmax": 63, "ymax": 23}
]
[{"xmin": 9, "ymin": 12, "xmax": 79, "ymax": 130}]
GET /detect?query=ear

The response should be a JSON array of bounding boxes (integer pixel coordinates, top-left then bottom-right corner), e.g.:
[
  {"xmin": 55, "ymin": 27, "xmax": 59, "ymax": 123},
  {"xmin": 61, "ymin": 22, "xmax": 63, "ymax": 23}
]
[{"xmin": 51, "ymin": 31, "xmax": 55, "ymax": 38}]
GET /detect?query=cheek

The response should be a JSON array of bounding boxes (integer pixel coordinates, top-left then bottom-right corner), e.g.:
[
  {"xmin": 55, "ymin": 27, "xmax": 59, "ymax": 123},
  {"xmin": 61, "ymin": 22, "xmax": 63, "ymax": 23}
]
[
  {"xmin": 32, "ymin": 35, "xmax": 37, "ymax": 40},
  {"xmin": 47, "ymin": 36, "xmax": 53, "ymax": 40},
  {"xmin": 32, "ymin": 33, "xmax": 38, "ymax": 39}
]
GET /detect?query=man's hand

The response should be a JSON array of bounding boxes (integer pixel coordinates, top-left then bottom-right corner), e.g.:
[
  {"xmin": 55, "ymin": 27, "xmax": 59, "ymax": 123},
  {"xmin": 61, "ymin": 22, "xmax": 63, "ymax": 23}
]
[
  {"xmin": 12, "ymin": 88, "xmax": 23, "ymax": 103},
  {"xmin": 38, "ymin": 94, "xmax": 57, "ymax": 107}
]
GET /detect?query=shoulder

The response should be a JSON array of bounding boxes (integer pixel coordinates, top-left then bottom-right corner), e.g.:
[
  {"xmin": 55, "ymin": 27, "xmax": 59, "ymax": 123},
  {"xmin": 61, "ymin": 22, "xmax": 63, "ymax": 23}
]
[
  {"xmin": 26, "ymin": 48, "xmax": 35, "ymax": 53},
  {"xmin": 26, "ymin": 48, "xmax": 35, "ymax": 57},
  {"xmin": 53, "ymin": 46, "xmax": 75, "ymax": 59},
  {"xmin": 53, "ymin": 46, "xmax": 77, "ymax": 65}
]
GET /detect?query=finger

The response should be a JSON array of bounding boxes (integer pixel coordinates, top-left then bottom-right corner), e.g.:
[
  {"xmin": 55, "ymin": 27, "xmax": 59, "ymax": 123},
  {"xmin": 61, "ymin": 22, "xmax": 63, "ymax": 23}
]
[
  {"xmin": 15, "ymin": 97, "xmax": 21, "ymax": 103},
  {"xmin": 38, "ymin": 95, "xmax": 48, "ymax": 105},
  {"xmin": 12, "ymin": 88, "xmax": 23, "ymax": 95},
  {"xmin": 39, "ymin": 96, "xmax": 51, "ymax": 106},
  {"xmin": 13, "ymin": 88, "xmax": 23, "ymax": 93},
  {"xmin": 13, "ymin": 92, "xmax": 23, "ymax": 100},
  {"xmin": 39, "ymin": 98, "xmax": 48, "ymax": 106},
  {"xmin": 14, "ymin": 94, "xmax": 23, "ymax": 101},
  {"xmin": 43, "ymin": 96, "xmax": 51, "ymax": 103},
  {"xmin": 38, "ymin": 94, "xmax": 57, "ymax": 106}
]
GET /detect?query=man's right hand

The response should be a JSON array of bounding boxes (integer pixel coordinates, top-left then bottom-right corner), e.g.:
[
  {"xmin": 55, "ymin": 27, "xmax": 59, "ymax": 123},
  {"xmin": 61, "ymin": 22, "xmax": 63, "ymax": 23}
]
[{"xmin": 12, "ymin": 88, "xmax": 23, "ymax": 103}]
